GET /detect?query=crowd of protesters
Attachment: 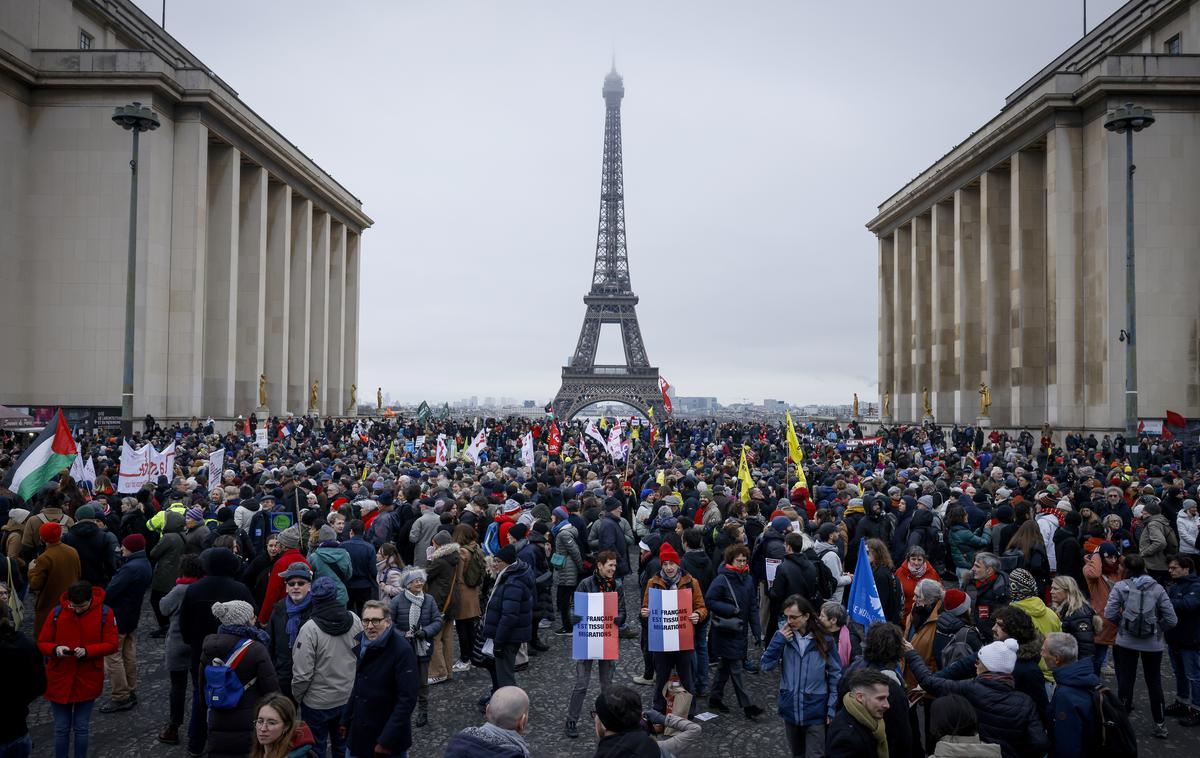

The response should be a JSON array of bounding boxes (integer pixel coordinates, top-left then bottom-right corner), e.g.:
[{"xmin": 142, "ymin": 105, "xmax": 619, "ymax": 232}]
[{"xmin": 0, "ymin": 411, "xmax": 1196, "ymax": 757}]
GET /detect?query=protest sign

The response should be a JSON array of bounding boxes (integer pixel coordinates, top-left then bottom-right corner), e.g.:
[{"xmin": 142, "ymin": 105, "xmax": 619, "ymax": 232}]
[
  {"xmin": 765, "ymin": 558, "xmax": 781, "ymax": 589},
  {"xmin": 648, "ymin": 588, "xmax": 694, "ymax": 652},
  {"xmin": 208, "ymin": 449, "xmax": 225, "ymax": 491},
  {"xmin": 572, "ymin": 592, "xmax": 619, "ymax": 660}
]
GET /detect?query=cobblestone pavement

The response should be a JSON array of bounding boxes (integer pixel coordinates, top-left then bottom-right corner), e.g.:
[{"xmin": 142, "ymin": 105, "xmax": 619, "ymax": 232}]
[{"xmin": 26, "ymin": 598, "xmax": 1200, "ymax": 758}]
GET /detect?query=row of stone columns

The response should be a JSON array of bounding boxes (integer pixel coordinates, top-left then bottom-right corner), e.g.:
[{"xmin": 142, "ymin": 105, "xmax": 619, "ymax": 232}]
[
  {"xmin": 165, "ymin": 121, "xmax": 360, "ymax": 420},
  {"xmin": 879, "ymin": 143, "xmax": 1055, "ymax": 428}
]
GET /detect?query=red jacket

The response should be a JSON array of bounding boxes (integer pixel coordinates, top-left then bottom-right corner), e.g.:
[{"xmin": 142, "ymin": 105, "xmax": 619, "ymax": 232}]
[
  {"xmin": 37, "ymin": 586, "xmax": 118, "ymax": 704},
  {"xmin": 257, "ymin": 549, "xmax": 310, "ymax": 623},
  {"xmin": 494, "ymin": 513, "xmax": 516, "ymax": 548}
]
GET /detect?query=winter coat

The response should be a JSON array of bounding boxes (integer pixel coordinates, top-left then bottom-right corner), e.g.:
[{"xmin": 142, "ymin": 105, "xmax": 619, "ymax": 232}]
[
  {"xmin": 770, "ymin": 552, "xmax": 823, "ymax": 613},
  {"xmin": 104, "ymin": 549, "xmax": 153, "ymax": 634},
  {"xmin": 1058, "ymin": 603, "xmax": 1097, "ymax": 659},
  {"xmin": 183, "ymin": 523, "xmax": 210, "ymax": 555},
  {"xmin": 157, "ymin": 580, "xmax": 194, "ymax": 671},
  {"xmin": 1178, "ymin": 511, "xmax": 1199, "ymax": 554},
  {"xmin": 36, "ymin": 586, "xmax": 118, "ymax": 703},
  {"xmin": 341, "ymin": 535, "xmax": 377, "ymax": 592},
  {"xmin": 1083, "ymin": 553, "xmax": 1119, "ymax": 646},
  {"xmin": 408, "ymin": 510, "xmax": 441, "ymax": 566},
  {"xmin": 0, "ymin": 624, "xmax": 46, "ymax": 742},
  {"xmin": 593, "ymin": 729, "xmax": 661, "ymax": 758},
  {"xmin": 426, "ymin": 541, "xmax": 462, "ymax": 618},
  {"xmin": 836, "ymin": 664, "xmax": 921, "ymax": 758},
  {"xmin": 903, "ymin": 602, "xmax": 940, "ymax": 689},
  {"xmin": 179, "ymin": 548, "xmax": 255, "ymax": 661},
  {"xmin": 1011, "ymin": 636, "xmax": 1051, "ymax": 714},
  {"xmin": 307, "ymin": 546, "xmax": 352, "ymax": 605},
  {"xmin": 967, "ymin": 571, "xmax": 1010, "ymax": 640},
  {"xmin": 291, "ymin": 599, "xmax": 363, "ymax": 709},
  {"xmin": 1139, "ymin": 514, "xmax": 1175, "ymax": 571},
  {"xmin": 1166, "ymin": 572, "xmax": 1200, "ymax": 649},
  {"xmin": 389, "ymin": 590, "xmax": 443, "ymax": 659},
  {"xmin": 1047, "ymin": 658, "xmax": 1100, "ymax": 758},
  {"xmin": 760, "ymin": 629, "xmax": 842, "ymax": 725},
  {"xmin": 257, "ymin": 548, "xmax": 310, "ymax": 624},
  {"xmin": 932, "ymin": 736, "xmax": 1002, "ymax": 758},
  {"xmin": 949, "ymin": 523, "xmax": 991, "ymax": 571},
  {"xmin": 552, "ymin": 523, "xmax": 584, "ymax": 588},
  {"xmin": 267, "ymin": 596, "xmax": 312, "ymax": 698},
  {"xmin": 932, "ymin": 612, "xmax": 983, "ymax": 667},
  {"xmin": 63, "ymin": 521, "xmax": 116, "ymax": 588},
  {"xmin": 149, "ymin": 511, "xmax": 186, "ymax": 593},
  {"xmin": 903, "ymin": 650, "xmax": 1048, "ymax": 758},
  {"xmin": 826, "ymin": 706, "xmax": 883, "ymax": 758},
  {"xmin": 705, "ymin": 565, "xmax": 762, "ymax": 658},
  {"xmin": 481, "ymin": 560, "xmax": 535, "ymax": 645},
  {"xmin": 895, "ymin": 561, "xmax": 931, "ymax": 624},
  {"xmin": 345, "ymin": 627, "xmax": 418, "ymax": 757},
  {"xmin": 680, "ymin": 548, "xmax": 714, "ymax": 594},
  {"xmin": 200, "ymin": 632, "xmax": 279, "ymax": 758},
  {"xmin": 29, "ymin": 541, "xmax": 81, "ymax": 634},
  {"xmin": 594, "ymin": 514, "xmax": 630, "ymax": 576},
  {"xmin": 751, "ymin": 526, "xmax": 788, "ymax": 585},
  {"xmin": 1104, "ymin": 574, "xmax": 1178, "ymax": 652},
  {"xmin": 455, "ymin": 544, "xmax": 484, "ymax": 620},
  {"xmin": 643, "ymin": 570, "xmax": 709, "ymax": 624},
  {"xmin": 444, "ymin": 724, "xmax": 532, "ymax": 758},
  {"xmin": 575, "ymin": 572, "xmax": 627, "ymax": 628}
]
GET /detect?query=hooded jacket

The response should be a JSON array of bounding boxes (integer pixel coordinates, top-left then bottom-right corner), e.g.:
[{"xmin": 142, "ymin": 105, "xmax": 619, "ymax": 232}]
[
  {"xmin": 307, "ymin": 545, "xmax": 352, "ymax": 605},
  {"xmin": 1103, "ymin": 573, "xmax": 1178, "ymax": 652},
  {"xmin": 760, "ymin": 629, "xmax": 842, "ymax": 725},
  {"xmin": 37, "ymin": 586, "xmax": 118, "ymax": 704},
  {"xmin": 1138, "ymin": 513, "xmax": 1175, "ymax": 571},
  {"xmin": 444, "ymin": 723, "xmax": 532, "ymax": 758},
  {"xmin": 150, "ymin": 510, "xmax": 186, "ymax": 593},
  {"xmin": 63, "ymin": 520, "xmax": 117, "ymax": 587},
  {"xmin": 290, "ymin": 596, "xmax": 364, "ymax": 710},
  {"xmin": 1166, "ymin": 572, "xmax": 1200, "ymax": 649},
  {"xmin": 200, "ymin": 631, "xmax": 279, "ymax": 758},
  {"xmin": 408, "ymin": 508, "xmax": 441, "ymax": 567},
  {"xmin": 426, "ymin": 540, "xmax": 462, "ymax": 615},
  {"xmin": 179, "ymin": 548, "xmax": 255, "ymax": 659},
  {"xmin": 1047, "ymin": 658, "xmax": 1100, "ymax": 758}
]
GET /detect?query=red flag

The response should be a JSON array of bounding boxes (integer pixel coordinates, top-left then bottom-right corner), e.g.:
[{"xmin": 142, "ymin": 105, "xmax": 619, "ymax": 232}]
[
  {"xmin": 547, "ymin": 422, "xmax": 562, "ymax": 455},
  {"xmin": 1166, "ymin": 410, "xmax": 1187, "ymax": 428},
  {"xmin": 243, "ymin": 417, "xmax": 251, "ymax": 437},
  {"xmin": 659, "ymin": 376, "xmax": 673, "ymax": 415},
  {"xmin": 1163, "ymin": 427, "xmax": 1175, "ymax": 441}
]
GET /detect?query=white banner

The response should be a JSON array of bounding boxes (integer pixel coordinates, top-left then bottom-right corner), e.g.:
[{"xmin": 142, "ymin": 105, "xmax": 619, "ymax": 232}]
[
  {"xmin": 466, "ymin": 428, "xmax": 487, "ymax": 464},
  {"xmin": 255, "ymin": 428, "xmax": 268, "ymax": 450},
  {"xmin": 520, "ymin": 431, "xmax": 535, "ymax": 468},
  {"xmin": 208, "ymin": 449, "xmax": 225, "ymax": 492},
  {"xmin": 607, "ymin": 426, "xmax": 625, "ymax": 461},
  {"xmin": 435, "ymin": 435, "xmax": 448, "ymax": 467},
  {"xmin": 118, "ymin": 441, "xmax": 176, "ymax": 493},
  {"xmin": 70, "ymin": 454, "xmax": 96, "ymax": 490},
  {"xmin": 585, "ymin": 419, "xmax": 608, "ymax": 450},
  {"xmin": 416, "ymin": 435, "xmax": 426, "ymax": 447}
]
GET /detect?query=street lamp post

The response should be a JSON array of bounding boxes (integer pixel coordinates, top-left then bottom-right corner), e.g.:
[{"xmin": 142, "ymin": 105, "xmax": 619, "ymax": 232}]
[
  {"xmin": 112, "ymin": 102, "xmax": 160, "ymax": 440},
  {"xmin": 1103, "ymin": 101, "xmax": 1154, "ymax": 457}
]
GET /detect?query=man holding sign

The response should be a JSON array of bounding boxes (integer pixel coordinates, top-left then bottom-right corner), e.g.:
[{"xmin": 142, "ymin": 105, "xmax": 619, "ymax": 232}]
[
  {"xmin": 563, "ymin": 550, "xmax": 625, "ymax": 739},
  {"xmin": 642, "ymin": 543, "xmax": 707, "ymax": 717}
]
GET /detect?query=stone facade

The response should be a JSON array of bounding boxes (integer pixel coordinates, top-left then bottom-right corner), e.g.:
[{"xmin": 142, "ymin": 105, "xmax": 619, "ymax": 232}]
[
  {"xmin": 0, "ymin": 0, "xmax": 371, "ymax": 420},
  {"xmin": 868, "ymin": 0, "xmax": 1200, "ymax": 431}
]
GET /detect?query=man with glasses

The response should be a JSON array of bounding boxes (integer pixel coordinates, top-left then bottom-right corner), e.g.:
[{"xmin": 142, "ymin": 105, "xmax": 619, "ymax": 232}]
[
  {"xmin": 344, "ymin": 601, "xmax": 418, "ymax": 758},
  {"xmin": 1166, "ymin": 556, "xmax": 1200, "ymax": 727},
  {"xmin": 266, "ymin": 563, "xmax": 314, "ymax": 700}
]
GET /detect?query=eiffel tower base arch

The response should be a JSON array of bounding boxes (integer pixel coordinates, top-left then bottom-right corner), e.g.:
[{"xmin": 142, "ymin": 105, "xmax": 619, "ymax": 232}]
[{"xmin": 552, "ymin": 372, "xmax": 665, "ymax": 421}]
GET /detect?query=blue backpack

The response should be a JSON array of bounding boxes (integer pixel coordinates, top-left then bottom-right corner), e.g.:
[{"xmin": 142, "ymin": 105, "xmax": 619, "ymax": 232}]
[
  {"xmin": 483, "ymin": 521, "xmax": 502, "ymax": 556},
  {"xmin": 204, "ymin": 639, "xmax": 257, "ymax": 710}
]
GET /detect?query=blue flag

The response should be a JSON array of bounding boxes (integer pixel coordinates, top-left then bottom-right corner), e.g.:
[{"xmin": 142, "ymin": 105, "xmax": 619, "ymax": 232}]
[{"xmin": 847, "ymin": 539, "xmax": 886, "ymax": 629}]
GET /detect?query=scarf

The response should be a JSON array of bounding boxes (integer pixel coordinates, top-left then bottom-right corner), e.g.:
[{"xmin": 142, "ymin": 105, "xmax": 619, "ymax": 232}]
[
  {"xmin": 358, "ymin": 626, "xmax": 392, "ymax": 660},
  {"xmin": 551, "ymin": 519, "xmax": 569, "ymax": 538},
  {"xmin": 593, "ymin": 573, "xmax": 616, "ymax": 593},
  {"xmin": 724, "ymin": 562, "xmax": 750, "ymax": 574},
  {"xmin": 907, "ymin": 559, "xmax": 927, "ymax": 578},
  {"xmin": 285, "ymin": 593, "xmax": 313, "ymax": 648},
  {"xmin": 404, "ymin": 589, "xmax": 430, "ymax": 657},
  {"xmin": 842, "ymin": 691, "xmax": 889, "ymax": 758},
  {"xmin": 175, "ymin": 576, "xmax": 199, "ymax": 586},
  {"xmin": 218, "ymin": 622, "xmax": 270, "ymax": 645},
  {"xmin": 660, "ymin": 565, "xmax": 681, "ymax": 588}
]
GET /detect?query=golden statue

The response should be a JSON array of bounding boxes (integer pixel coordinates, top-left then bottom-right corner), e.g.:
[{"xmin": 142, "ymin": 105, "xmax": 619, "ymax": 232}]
[
  {"xmin": 882, "ymin": 391, "xmax": 891, "ymax": 418},
  {"xmin": 258, "ymin": 374, "xmax": 268, "ymax": 408},
  {"xmin": 852, "ymin": 393, "xmax": 859, "ymax": 419},
  {"xmin": 309, "ymin": 379, "xmax": 319, "ymax": 410},
  {"xmin": 922, "ymin": 386, "xmax": 932, "ymax": 417},
  {"xmin": 979, "ymin": 382, "xmax": 992, "ymax": 416},
  {"xmin": 349, "ymin": 383, "xmax": 357, "ymax": 409}
]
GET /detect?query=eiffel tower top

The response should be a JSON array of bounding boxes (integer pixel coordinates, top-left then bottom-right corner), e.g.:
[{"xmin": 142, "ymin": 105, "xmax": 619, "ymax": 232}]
[{"xmin": 591, "ymin": 64, "xmax": 632, "ymax": 295}]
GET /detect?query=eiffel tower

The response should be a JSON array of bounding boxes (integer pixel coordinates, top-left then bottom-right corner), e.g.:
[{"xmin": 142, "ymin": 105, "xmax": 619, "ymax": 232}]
[{"xmin": 552, "ymin": 66, "xmax": 665, "ymax": 421}]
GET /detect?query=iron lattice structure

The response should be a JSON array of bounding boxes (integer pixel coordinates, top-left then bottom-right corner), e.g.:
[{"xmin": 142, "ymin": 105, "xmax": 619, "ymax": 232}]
[{"xmin": 553, "ymin": 67, "xmax": 665, "ymax": 421}]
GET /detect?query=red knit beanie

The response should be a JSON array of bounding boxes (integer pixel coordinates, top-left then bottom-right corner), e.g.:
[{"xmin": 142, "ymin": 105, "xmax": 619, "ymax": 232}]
[
  {"xmin": 39, "ymin": 521, "xmax": 62, "ymax": 544},
  {"xmin": 659, "ymin": 543, "xmax": 680, "ymax": 565}
]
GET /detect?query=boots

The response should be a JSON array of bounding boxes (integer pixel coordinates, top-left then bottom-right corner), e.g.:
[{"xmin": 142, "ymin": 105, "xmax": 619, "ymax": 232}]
[
  {"xmin": 157, "ymin": 725, "xmax": 180, "ymax": 745},
  {"xmin": 415, "ymin": 705, "xmax": 428, "ymax": 728},
  {"xmin": 530, "ymin": 637, "xmax": 550, "ymax": 652},
  {"xmin": 1182, "ymin": 707, "xmax": 1200, "ymax": 728},
  {"xmin": 1166, "ymin": 700, "xmax": 1190, "ymax": 717},
  {"xmin": 564, "ymin": 719, "xmax": 579, "ymax": 738}
]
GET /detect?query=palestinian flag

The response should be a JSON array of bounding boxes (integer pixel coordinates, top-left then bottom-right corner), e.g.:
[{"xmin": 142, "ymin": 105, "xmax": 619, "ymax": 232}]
[{"xmin": 3, "ymin": 410, "xmax": 77, "ymax": 501}]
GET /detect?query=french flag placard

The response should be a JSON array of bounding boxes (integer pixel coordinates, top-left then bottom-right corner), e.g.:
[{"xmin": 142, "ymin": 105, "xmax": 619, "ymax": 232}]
[
  {"xmin": 572, "ymin": 592, "xmax": 619, "ymax": 660},
  {"xmin": 648, "ymin": 588, "xmax": 694, "ymax": 652}
]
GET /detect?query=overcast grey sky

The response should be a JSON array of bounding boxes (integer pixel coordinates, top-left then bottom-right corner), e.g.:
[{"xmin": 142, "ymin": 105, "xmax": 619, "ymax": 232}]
[{"xmin": 134, "ymin": 0, "xmax": 1125, "ymax": 406}]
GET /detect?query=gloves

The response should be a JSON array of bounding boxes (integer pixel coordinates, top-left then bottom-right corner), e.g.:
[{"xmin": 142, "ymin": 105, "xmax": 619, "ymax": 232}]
[
  {"xmin": 414, "ymin": 629, "xmax": 426, "ymax": 641},
  {"xmin": 643, "ymin": 709, "xmax": 667, "ymax": 726}
]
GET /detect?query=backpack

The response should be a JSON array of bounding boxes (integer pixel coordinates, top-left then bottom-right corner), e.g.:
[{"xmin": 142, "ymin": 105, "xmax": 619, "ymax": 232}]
[
  {"xmin": 482, "ymin": 521, "xmax": 502, "ymax": 556},
  {"xmin": 4, "ymin": 558, "xmax": 22, "ymax": 628},
  {"xmin": 1092, "ymin": 683, "xmax": 1138, "ymax": 757},
  {"xmin": 462, "ymin": 546, "xmax": 486, "ymax": 589},
  {"xmin": 1000, "ymin": 548, "xmax": 1025, "ymax": 574},
  {"xmin": 204, "ymin": 638, "xmax": 258, "ymax": 710},
  {"xmin": 1119, "ymin": 582, "xmax": 1159, "ymax": 639},
  {"xmin": 804, "ymin": 548, "xmax": 838, "ymax": 600},
  {"xmin": 938, "ymin": 627, "xmax": 976, "ymax": 669},
  {"xmin": 51, "ymin": 604, "xmax": 108, "ymax": 637}
]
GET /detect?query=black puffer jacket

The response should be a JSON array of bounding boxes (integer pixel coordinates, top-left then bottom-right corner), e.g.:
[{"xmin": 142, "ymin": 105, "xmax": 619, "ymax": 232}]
[
  {"xmin": 63, "ymin": 521, "xmax": 115, "ymax": 587},
  {"xmin": 200, "ymin": 631, "xmax": 279, "ymax": 758},
  {"xmin": 480, "ymin": 560, "xmax": 534, "ymax": 645},
  {"xmin": 1059, "ymin": 604, "xmax": 1096, "ymax": 660},
  {"xmin": 903, "ymin": 649, "xmax": 1047, "ymax": 758},
  {"xmin": 769, "ymin": 552, "xmax": 822, "ymax": 612}
]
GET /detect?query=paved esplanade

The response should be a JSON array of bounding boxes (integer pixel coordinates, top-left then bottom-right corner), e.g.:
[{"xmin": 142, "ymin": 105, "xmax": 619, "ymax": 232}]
[{"xmin": 25, "ymin": 594, "xmax": 1199, "ymax": 757}]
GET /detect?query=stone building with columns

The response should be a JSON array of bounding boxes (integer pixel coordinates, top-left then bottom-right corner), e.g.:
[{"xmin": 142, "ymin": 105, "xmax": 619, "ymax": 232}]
[
  {"xmin": 0, "ymin": 0, "xmax": 370, "ymax": 424},
  {"xmin": 868, "ymin": 0, "xmax": 1200, "ymax": 432}
]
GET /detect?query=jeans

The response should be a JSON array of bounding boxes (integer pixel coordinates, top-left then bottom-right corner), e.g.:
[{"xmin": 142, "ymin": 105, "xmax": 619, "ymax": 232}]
[
  {"xmin": 0, "ymin": 734, "xmax": 31, "ymax": 758},
  {"xmin": 712, "ymin": 656, "xmax": 752, "ymax": 708},
  {"xmin": 51, "ymin": 700, "xmax": 94, "ymax": 758},
  {"xmin": 651, "ymin": 651, "xmax": 696, "ymax": 716},
  {"xmin": 1169, "ymin": 647, "xmax": 1200, "ymax": 704},
  {"xmin": 567, "ymin": 659, "xmax": 616, "ymax": 721},
  {"xmin": 1113, "ymin": 645, "xmax": 1165, "ymax": 723},
  {"xmin": 301, "ymin": 703, "xmax": 346, "ymax": 758},
  {"xmin": 692, "ymin": 621, "xmax": 710, "ymax": 695},
  {"xmin": 784, "ymin": 721, "xmax": 825, "ymax": 758},
  {"xmin": 1093, "ymin": 644, "xmax": 1110, "ymax": 676}
]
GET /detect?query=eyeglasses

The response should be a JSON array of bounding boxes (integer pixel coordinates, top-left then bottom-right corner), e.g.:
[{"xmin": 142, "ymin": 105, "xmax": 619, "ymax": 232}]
[
  {"xmin": 285, "ymin": 581, "xmax": 309, "ymax": 588},
  {"xmin": 362, "ymin": 617, "xmax": 388, "ymax": 626},
  {"xmin": 255, "ymin": 718, "xmax": 282, "ymax": 728}
]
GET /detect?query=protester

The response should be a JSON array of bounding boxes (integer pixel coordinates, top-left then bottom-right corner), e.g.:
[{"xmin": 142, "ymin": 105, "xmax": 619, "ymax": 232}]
[
  {"xmin": 564, "ymin": 550, "xmax": 624, "ymax": 739},
  {"xmin": 642, "ymin": 541, "xmax": 707, "ymax": 717},
  {"xmin": 1083, "ymin": 541, "xmax": 1121, "ymax": 675},
  {"xmin": 928, "ymin": 693, "xmax": 1000, "ymax": 758},
  {"xmin": 250, "ymin": 692, "xmax": 317, "ymax": 758},
  {"xmin": 155, "ymin": 553, "xmax": 203, "ymax": 746},
  {"xmin": 344, "ymin": 600, "xmax": 418, "ymax": 758},
  {"xmin": 0, "ymin": 592, "xmax": 46, "ymax": 757},
  {"xmin": 267, "ymin": 562, "xmax": 314, "ymax": 700},
  {"xmin": 96, "ymin": 533, "xmax": 152, "ymax": 713},
  {"xmin": 480, "ymin": 545, "xmax": 535, "ymax": 700},
  {"xmin": 590, "ymin": 684, "xmax": 662, "ymax": 758},
  {"xmin": 37, "ymin": 580, "xmax": 118, "ymax": 758},
  {"xmin": 551, "ymin": 505, "xmax": 584, "ymax": 636},
  {"xmin": 451, "ymin": 523, "xmax": 485, "ymax": 674},
  {"xmin": 966, "ymin": 552, "xmax": 1009, "ymax": 641},
  {"xmin": 388, "ymin": 566, "xmax": 442, "ymax": 728},
  {"xmin": 62, "ymin": 505, "xmax": 117, "ymax": 589},
  {"xmin": 148, "ymin": 509, "xmax": 185, "ymax": 637},
  {"xmin": 444, "ymin": 685, "xmax": 532, "ymax": 758},
  {"xmin": 290, "ymin": 576, "xmax": 363, "ymax": 757},
  {"xmin": 1049, "ymin": 575, "xmax": 1096, "ymax": 661},
  {"xmin": 761, "ymin": 594, "xmax": 842, "ymax": 757},
  {"xmin": 28, "ymin": 522, "xmax": 81, "ymax": 634},
  {"xmin": 1166, "ymin": 554, "xmax": 1200, "ymax": 726},
  {"xmin": 425, "ymin": 530, "xmax": 462, "ymax": 685},
  {"xmin": 258, "ymin": 525, "xmax": 310, "ymax": 624},
  {"xmin": 826, "ymin": 669, "xmax": 893, "ymax": 758},
  {"xmin": 839, "ymin": 623, "xmax": 920, "ymax": 758},
  {"xmin": 705, "ymin": 543, "xmax": 764, "ymax": 720},
  {"xmin": 1041, "ymin": 632, "xmax": 1098, "ymax": 758},
  {"xmin": 200, "ymin": 599, "xmax": 280, "ymax": 758},
  {"xmin": 1104, "ymin": 552, "xmax": 1178, "ymax": 738}
]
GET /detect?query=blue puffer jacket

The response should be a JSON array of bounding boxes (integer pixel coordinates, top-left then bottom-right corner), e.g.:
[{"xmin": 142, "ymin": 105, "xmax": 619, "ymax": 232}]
[
  {"xmin": 760, "ymin": 629, "xmax": 842, "ymax": 726},
  {"xmin": 1047, "ymin": 658, "xmax": 1100, "ymax": 758},
  {"xmin": 1166, "ymin": 573, "xmax": 1200, "ymax": 650},
  {"xmin": 481, "ymin": 560, "xmax": 535, "ymax": 645},
  {"xmin": 705, "ymin": 565, "xmax": 762, "ymax": 659}
]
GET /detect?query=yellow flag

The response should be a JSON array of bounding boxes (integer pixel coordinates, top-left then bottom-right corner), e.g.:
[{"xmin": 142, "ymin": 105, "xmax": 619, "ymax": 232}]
[
  {"xmin": 385, "ymin": 440, "xmax": 396, "ymax": 464},
  {"xmin": 360, "ymin": 464, "xmax": 370, "ymax": 482},
  {"xmin": 738, "ymin": 444, "xmax": 753, "ymax": 503},
  {"xmin": 786, "ymin": 411, "xmax": 803, "ymax": 464},
  {"xmin": 656, "ymin": 469, "xmax": 665, "ymax": 485}
]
